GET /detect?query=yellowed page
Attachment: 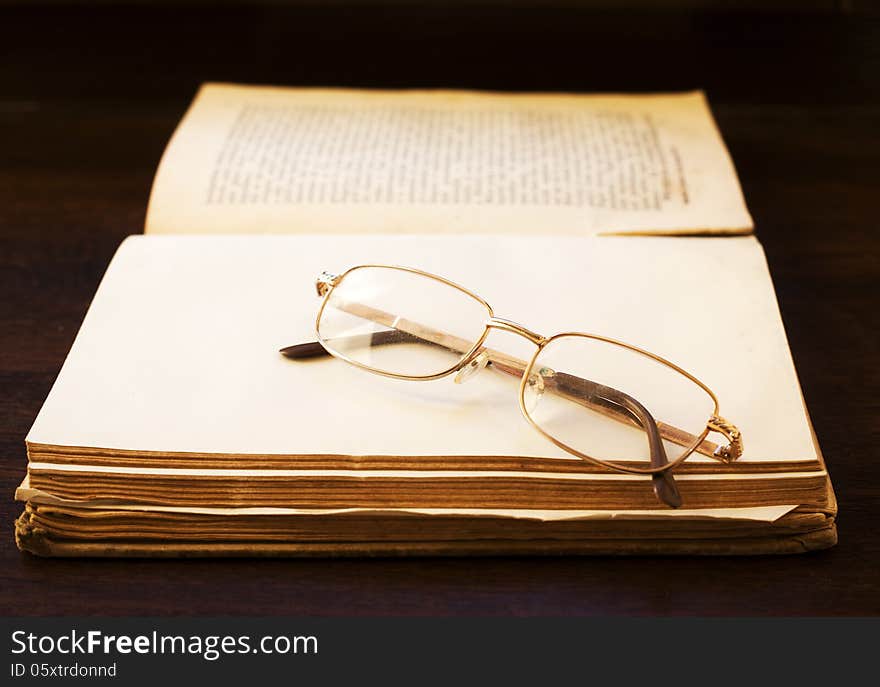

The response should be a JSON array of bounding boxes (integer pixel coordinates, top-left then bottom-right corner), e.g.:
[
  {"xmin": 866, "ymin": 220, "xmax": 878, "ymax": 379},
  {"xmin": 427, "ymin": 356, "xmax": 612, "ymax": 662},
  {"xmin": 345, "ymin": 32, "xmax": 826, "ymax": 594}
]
[
  {"xmin": 146, "ymin": 84, "xmax": 752, "ymax": 236},
  {"xmin": 27, "ymin": 234, "xmax": 815, "ymax": 468}
]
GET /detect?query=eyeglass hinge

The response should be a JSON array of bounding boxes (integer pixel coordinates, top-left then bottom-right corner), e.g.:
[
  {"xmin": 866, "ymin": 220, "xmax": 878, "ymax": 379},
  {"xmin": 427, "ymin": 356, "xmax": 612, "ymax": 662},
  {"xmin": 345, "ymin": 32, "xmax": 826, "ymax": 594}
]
[
  {"xmin": 708, "ymin": 415, "xmax": 743, "ymax": 463},
  {"xmin": 315, "ymin": 271, "xmax": 340, "ymax": 296}
]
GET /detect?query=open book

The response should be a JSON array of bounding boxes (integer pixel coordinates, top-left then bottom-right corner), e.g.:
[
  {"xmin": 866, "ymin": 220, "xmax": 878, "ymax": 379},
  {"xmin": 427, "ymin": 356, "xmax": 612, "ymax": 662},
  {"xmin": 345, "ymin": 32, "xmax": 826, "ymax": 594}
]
[
  {"xmin": 17, "ymin": 234, "xmax": 834, "ymax": 555},
  {"xmin": 15, "ymin": 84, "xmax": 835, "ymax": 556}
]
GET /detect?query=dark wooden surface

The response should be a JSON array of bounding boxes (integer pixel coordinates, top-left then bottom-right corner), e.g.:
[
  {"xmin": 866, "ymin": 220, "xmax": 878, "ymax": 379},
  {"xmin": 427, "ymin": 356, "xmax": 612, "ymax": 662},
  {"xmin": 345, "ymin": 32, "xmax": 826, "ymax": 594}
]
[{"xmin": 1, "ymin": 6, "xmax": 878, "ymax": 616}]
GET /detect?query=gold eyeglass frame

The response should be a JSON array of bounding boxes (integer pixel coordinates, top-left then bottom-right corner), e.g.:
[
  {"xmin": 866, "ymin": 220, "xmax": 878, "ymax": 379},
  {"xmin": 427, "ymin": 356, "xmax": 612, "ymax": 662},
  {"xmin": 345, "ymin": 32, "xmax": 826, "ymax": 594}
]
[{"xmin": 295, "ymin": 264, "xmax": 743, "ymax": 484}]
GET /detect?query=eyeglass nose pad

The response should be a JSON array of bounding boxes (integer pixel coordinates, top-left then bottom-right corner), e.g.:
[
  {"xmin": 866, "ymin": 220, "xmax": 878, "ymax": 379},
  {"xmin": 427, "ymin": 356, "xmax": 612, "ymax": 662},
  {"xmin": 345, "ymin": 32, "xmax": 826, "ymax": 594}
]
[
  {"xmin": 454, "ymin": 350, "xmax": 490, "ymax": 384},
  {"xmin": 523, "ymin": 366, "xmax": 553, "ymax": 413}
]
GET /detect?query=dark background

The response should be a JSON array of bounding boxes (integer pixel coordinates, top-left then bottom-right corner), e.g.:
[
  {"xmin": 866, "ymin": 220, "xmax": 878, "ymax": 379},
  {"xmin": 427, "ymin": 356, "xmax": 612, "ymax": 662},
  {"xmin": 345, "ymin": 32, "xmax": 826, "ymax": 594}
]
[{"xmin": 1, "ymin": 2, "xmax": 878, "ymax": 615}]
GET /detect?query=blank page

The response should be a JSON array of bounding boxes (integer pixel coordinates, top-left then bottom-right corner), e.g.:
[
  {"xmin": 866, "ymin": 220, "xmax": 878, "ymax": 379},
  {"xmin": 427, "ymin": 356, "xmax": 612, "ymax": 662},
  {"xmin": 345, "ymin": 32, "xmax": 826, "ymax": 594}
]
[{"xmin": 27, "ymin": 234, "xmax": 816, "ymax": 465}]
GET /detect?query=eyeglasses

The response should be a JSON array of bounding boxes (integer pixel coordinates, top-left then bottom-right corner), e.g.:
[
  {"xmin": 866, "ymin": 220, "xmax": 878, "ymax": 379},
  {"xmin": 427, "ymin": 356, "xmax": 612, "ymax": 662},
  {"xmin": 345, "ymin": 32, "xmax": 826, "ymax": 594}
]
[{"xmin": 280, "ymin": 265, "xmax": 743, "ymax": 508}]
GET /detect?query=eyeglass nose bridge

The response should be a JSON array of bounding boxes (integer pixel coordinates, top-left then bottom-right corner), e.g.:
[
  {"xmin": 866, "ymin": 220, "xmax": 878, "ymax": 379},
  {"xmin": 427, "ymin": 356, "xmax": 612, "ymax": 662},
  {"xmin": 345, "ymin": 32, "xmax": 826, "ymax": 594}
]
[{"xmin": 485, "ymin": 317, "xmax": 546, "ymax": 346}]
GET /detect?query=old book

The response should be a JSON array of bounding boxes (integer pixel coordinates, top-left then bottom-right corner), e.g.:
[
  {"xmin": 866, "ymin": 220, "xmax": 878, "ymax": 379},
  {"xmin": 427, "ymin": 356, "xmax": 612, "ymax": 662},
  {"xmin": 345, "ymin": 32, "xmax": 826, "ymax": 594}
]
[
  {"xmin": 15, "ymin": 84, "xmax": 835, "ymax": 555},
  {"xmin": 16, "ymin": 234, "xmax": 835, "ymax": 555}
]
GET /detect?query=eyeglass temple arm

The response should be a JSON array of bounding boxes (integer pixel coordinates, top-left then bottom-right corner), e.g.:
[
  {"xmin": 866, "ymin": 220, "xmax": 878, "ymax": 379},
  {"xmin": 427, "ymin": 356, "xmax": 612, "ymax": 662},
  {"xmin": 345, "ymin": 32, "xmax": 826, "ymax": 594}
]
[
  {"xmin": 307, "ymin": 287, "xmax": 742, "ymax": 461},
  {"xmin": 280, "ymin": 330, "xmax": 724, "ymax": 461},
  {"xmin": 461, "ymin": 353, "xmax": 680, "ymax": 507}
]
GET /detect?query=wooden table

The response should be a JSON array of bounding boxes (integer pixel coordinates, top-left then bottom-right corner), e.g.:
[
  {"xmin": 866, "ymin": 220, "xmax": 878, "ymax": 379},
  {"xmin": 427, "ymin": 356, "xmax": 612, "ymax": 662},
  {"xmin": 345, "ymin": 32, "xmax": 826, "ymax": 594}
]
[{"xmin": 1, "ymin": 6, "xmax": 878, "ymax": 615}]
